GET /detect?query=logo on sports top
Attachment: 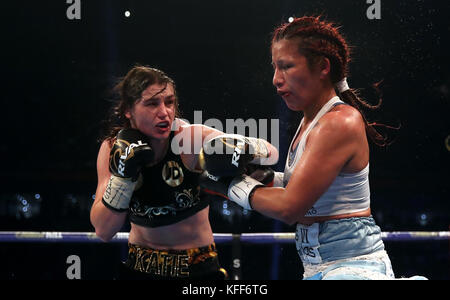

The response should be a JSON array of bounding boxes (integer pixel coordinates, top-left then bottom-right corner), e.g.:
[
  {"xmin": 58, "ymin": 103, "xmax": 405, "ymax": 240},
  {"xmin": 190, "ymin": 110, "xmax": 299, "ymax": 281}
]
[
  {"xmin": 231, "ymin": 139, "xmax": 245, "ymax": 167},
  {"xmin": 162, "ymin": 161, "xmax": 184, "ymax": 187}
]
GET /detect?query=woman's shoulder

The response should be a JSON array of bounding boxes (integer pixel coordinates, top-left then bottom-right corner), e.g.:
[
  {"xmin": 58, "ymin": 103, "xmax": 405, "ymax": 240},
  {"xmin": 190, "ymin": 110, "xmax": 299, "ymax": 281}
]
[
  {"xmin": 322, "ymin": 104, "xmax": 365, "ymax": 134},
  {"xmin": 308, "ymin": 104, "xmax": 365, "ymax": 146},
  {"xmin": 98, "ymin": 138, "xmax": 114, "ymax": 159},
  {"xmin": 100, "ymin": 137, "xmax": 114, "ymax": 149}
]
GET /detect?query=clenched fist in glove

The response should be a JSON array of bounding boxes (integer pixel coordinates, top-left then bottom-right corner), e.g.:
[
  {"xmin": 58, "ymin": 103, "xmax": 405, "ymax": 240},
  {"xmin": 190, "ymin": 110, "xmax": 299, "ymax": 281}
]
[
  {"xmin": 102, "ymin": 128, "xmax": 154, "ymax": 212},
  {"xmin": 200, "ymin": 165, "xmax": 274, "ymax": 210}
]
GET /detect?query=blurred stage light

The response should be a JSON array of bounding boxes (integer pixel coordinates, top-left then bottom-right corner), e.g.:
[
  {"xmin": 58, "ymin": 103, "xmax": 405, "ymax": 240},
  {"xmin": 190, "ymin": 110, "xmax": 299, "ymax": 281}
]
[
  {"xmin": 288, "ymin": 17, "xmax": 294, "ymax": 23},
  {"xmin": 125, "ymin": 11, "xmax": 131, "ymax": 18},
  {"xmin": 418, "ymin": 213, "xmax": 429, "ymax": 226},
  {"xmin": 222, "ymin": 201, "xmax": 231, "ymax": 216},
  {"xmin": 14, "ymin": 194, "xmax": 41, "ymax": 220},
  {"xmin": 222, "ymin": 209, "xmax": 231, "ymax": 216}
]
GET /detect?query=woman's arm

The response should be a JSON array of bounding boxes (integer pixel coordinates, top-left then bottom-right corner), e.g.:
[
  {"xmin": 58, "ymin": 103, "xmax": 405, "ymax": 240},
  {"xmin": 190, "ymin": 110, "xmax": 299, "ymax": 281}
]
[
  {"xmin": 90, "ymin": 140, "xmax": 128, "ymax": 241},
  {"xmin": 173, "ymin": 119, "xmax": 279, "ymax": 171},
  {"xmin": 250, "ymin": 110, "xmax": 364, "ymax": 225}
]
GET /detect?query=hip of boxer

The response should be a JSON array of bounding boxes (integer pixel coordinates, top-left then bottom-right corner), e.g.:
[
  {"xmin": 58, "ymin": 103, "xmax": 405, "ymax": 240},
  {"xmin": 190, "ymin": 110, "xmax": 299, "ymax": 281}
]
[
  {"xmin": 296, "ymin": 216, "xmax": 392, "ymax": 279},
  {"xmin": 119, "ymin": 243, "xmax": 228, "ymax": 280}
]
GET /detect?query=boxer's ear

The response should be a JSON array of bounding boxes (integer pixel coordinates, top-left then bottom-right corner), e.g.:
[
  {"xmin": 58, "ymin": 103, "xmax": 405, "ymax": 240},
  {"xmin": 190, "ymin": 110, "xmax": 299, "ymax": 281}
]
[
  {"xmin": 125, "ymin": 108, "xmax": 137, "ymax": 128},
  {"xmin": 318, "ymin": 57, "xmax": 331, "ymax": 80},
  {"xmin": 125, "ymin": 109, "xmax": 131, "ymax": 119}
]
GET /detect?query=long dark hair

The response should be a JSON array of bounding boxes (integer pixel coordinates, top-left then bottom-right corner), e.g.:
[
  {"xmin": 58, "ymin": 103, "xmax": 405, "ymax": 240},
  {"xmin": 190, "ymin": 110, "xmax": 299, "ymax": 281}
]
[
  {"xmin": 99, "ymin": 65, "xmax": 181, "ymax": 143},
  {"xmin": 272, "ymin": 16, "xmax": 395, "ymax": 146}
]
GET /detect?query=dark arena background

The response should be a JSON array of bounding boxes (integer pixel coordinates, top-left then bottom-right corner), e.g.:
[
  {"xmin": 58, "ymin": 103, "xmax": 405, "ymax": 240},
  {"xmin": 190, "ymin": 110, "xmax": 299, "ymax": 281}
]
[{"xmin": 1, "ymin": 0, "xmax": 449, "ymax": 281}]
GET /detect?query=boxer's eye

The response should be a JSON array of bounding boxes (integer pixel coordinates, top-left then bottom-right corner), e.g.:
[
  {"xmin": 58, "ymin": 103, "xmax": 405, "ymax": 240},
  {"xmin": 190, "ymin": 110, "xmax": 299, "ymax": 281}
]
[
  {"xmin": 144, "ymin": 100, "xmax": 158, "ymax": 107},
  {"xmin": 280, "ymin": 63, "xmax": 293, "ymax": 70}
]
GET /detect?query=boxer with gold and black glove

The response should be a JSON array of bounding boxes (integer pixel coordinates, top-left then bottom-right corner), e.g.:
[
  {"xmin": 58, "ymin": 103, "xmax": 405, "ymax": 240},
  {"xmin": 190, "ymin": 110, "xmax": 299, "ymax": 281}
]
[
  {"xmin": 102, "ymin": 128, "xmax": 154, "ymax": 212},
  {"xmin": 199, "ymin": 134, "xmax": 278, "ymax": 178},
  {"xmin": 199, "ymin": 167, "xmax": 274, "ymax": 210},
  {"xmin": 198, "ymin": 134, "xmax": 277, "ymax": 210},
  {"xmin": 245, "ymin": 165, "xmax": 275, "ymax": 187}
]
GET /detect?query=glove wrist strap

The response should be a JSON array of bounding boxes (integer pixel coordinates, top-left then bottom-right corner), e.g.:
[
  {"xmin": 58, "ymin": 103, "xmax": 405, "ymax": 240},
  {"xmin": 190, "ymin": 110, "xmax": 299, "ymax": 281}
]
[
  {"xmin": 102, "ymin": 175, "xmax": 137, "ymax": 212},
  {"xmin": 273, "ymin": 171, "xmax": 284, "ymax": 187},
  {"xmin": 227, "ymin": 175, "xmax": 263, "ymax": 210}
]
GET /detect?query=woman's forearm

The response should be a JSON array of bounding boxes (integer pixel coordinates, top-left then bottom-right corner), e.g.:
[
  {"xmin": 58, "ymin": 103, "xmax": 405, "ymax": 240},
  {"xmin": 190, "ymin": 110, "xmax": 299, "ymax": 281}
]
[
  {"xmin": 90, "ymin": 200, "xmax": 127, "ymax": 242},
  {"xmin": 251, "ymin": 187, "xmax": 304, "ymax": 225}
]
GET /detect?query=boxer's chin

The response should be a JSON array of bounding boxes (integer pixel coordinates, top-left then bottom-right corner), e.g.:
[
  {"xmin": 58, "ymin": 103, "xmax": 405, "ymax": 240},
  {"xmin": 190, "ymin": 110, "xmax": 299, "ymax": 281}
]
[
  {"xmin": 137, "ymin": 126, "xmax": 170, "ymax": 141},
  {"xmin": 153, "ymin": 129, "xmax": 171, "ymax": 140},
  {"xmin": 284, "ymin": 100, "xmax": 302, "ymax": 112}
]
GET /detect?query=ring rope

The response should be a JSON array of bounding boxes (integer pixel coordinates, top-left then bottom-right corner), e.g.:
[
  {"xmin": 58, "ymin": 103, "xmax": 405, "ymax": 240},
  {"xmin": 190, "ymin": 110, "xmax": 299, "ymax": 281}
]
[{"xmin": 0, "ymin": 231, "xmax": 448, "ymax": 243}]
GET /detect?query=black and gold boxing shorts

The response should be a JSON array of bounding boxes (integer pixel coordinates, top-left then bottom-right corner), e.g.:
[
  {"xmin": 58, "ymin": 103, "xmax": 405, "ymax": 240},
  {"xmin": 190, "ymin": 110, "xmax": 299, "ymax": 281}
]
[{"xmin": 124, "ymin": 243, "xmax": 227, "ymax": 279}]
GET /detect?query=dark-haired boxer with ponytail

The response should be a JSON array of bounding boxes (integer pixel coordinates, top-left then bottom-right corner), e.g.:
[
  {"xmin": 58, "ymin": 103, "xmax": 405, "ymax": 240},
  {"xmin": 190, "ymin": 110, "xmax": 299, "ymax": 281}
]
[
  {"xmin": 201, "ymin": 16, "xmax": 426, "ymax": 280},
  {"xmin": 90, "ymin": 65, "xmax": 278, "ymax": 279}
]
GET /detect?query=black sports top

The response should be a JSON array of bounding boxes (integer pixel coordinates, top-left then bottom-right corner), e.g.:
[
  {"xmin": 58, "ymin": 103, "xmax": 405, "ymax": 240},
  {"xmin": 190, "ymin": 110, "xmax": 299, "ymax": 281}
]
[{"xmin": 129, "ymin": 132, "xmax": 209, "ymax": 227}]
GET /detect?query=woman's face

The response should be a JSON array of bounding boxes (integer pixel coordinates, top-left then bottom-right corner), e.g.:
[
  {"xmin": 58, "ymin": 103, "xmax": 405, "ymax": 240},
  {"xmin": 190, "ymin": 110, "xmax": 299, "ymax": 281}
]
[
  {"xmin": 125, "ymin": 83, "xmax": 176, "ymax": 140},
  {"xmin": 271, "ymin": 39, "xmax": 323, "ymax": 111}
]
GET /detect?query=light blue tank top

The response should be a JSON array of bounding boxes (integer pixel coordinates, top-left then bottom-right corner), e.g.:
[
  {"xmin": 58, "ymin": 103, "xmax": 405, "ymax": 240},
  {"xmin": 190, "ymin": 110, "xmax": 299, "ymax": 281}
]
[{"xmin": 283, "ymin": 96, "xmax": 370, "ymax": 217}]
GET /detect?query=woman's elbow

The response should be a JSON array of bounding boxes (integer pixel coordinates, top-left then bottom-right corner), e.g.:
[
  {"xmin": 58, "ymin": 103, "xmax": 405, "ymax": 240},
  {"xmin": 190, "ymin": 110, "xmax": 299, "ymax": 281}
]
[
  {"xmin": 90, "ymin": 215, "xmax": 117, "ymax": 242},
  {"xmin": 277, "ymin": 203, "xmax": 307, "ymax": 226},
  {"xmin": 95, "ymin": 228, "xmax": 116, "ymax": 242},
  {"xmin": 278, "ymin": 193, "xmax": 310, "ymax": 225},
  {"xmin": 279, "ymin": 212, "xmax": 298, "ymax": 226}
]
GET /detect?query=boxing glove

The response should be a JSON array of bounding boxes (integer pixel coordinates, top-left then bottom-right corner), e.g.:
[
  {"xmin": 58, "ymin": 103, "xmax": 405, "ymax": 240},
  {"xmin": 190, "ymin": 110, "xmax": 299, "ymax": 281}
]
[
  {"xmin": 199, "ymin": 167, "xmax": 274, "ymax": 210},
  {"xmin": 199, "ymin": 134, "xmax": 273, "ymax": 178},
  {"xmin": 199, "ymin": 172, "xmax": 261, "ymax": 210},
  {"xmin": 245, "ymin": 165, "xmax": 275, "ymax": 187},
  {"xmin": 102, "ymin": 128, "xmax": 154, "ymax": 212}
]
